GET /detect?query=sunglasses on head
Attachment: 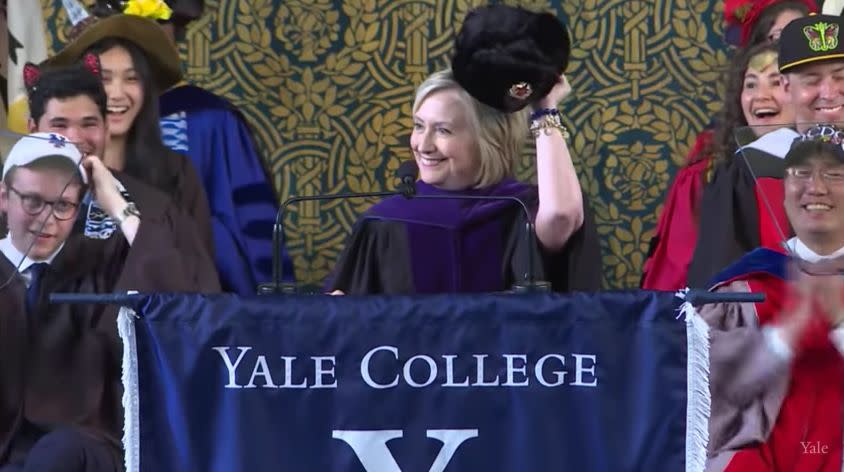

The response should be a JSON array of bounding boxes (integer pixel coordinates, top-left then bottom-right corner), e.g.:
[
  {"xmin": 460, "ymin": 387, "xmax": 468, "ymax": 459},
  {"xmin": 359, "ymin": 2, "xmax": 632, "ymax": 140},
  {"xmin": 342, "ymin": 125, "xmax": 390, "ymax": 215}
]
[{"xmin": 791, "ymin": 124, "xmax": 844, "ymax": 148}]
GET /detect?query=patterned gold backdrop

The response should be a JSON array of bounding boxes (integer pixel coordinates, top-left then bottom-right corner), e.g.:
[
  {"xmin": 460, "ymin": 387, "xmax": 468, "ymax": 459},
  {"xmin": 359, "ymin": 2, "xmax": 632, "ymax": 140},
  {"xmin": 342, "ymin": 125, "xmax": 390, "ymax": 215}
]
[{"xmin": 42, "ymin": 0, "xmax": 728, "ymax": 289}]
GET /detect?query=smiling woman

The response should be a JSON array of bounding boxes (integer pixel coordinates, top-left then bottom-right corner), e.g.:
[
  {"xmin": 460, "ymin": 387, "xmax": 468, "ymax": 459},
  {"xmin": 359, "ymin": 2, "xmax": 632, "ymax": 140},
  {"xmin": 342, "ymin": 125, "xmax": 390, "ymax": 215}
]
[
  {"xmin": 710, "ymin": 42, "xmax": 792, "ymax": 168},
  {"xmin": 741, "ymin": 48, "xmax": 794, "ymax": 129},
  {"xmin": 411, "ymin": 87, "xmax": 485, "ymax": 191},
  {"xmin": 84, "ymin": 38, "xmax": 164, "ymax": 183},
  {"xmin": 325, "ymin": 5, "xmax": 602, "ymax": 295},
  {"xmin": 643, "ymin": 41, "xmax": 796, "ymax": 290},
  {"xmin": 44, "ymin": 7, "xmax": 214, "ymax": 260},
  {"xmin": 685, "ymin": 42, "xmax": 802, "ymax": 288},
  {"xmin": 410, "ymin": 80, "xmax": 524, "ymax": 191},
  {"xmin": 98, "ymin": 45, "xmax": 144, "ymax": 140}
]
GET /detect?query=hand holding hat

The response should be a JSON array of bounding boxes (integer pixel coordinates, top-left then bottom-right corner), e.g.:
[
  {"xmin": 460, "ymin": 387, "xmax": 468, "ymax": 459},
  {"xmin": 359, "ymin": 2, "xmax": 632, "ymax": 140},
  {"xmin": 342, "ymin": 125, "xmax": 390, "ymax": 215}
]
[
  {"xmin": 535, "ymin": 74, "xmax": 572, "ymax": 111},
  {"xmin": 79, "ymin": 154, "xmax": 136, "ymax": 224}
]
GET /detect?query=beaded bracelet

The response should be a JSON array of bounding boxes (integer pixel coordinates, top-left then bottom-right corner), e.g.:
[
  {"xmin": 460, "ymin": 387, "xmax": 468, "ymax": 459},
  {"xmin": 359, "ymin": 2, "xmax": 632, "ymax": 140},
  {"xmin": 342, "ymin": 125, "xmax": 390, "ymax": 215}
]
[
  {"xmin": 529, "ymin": 108, "xmax": 559, "ymax": 121},
  {"xmin": 529, "ymin": 111, "xmax": 570, "ymax": 140}
]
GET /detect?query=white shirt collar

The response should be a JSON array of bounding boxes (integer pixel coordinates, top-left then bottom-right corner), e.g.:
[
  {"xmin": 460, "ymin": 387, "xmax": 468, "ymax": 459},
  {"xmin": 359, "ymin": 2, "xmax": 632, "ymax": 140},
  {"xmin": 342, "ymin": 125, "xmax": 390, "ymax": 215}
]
[
  {"xmin": 785, "ymin": 237, "xmax": 844, "ymax": 263},
  {"xmin": 783, "ymin": 237, "xmax": 844, "ymax": 353},
  {"xmin": 739, "ymin": 127, "xmax": 800, "ymax": 159},
  {"xmin": 0, "ymin": 236, "xmax": 63, "ymax": 272}
]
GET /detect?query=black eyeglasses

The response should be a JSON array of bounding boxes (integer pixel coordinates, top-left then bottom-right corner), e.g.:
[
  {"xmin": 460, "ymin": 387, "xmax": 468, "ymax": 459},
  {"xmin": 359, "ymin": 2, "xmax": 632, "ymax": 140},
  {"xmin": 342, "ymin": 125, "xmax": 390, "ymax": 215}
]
[
  {"xmin": 785, "ymin": 166, "xmax": 844, "ymax": 184},
  {"xmin": 7, "ymin": 186, "xmax": 80, "ymax": 221}
]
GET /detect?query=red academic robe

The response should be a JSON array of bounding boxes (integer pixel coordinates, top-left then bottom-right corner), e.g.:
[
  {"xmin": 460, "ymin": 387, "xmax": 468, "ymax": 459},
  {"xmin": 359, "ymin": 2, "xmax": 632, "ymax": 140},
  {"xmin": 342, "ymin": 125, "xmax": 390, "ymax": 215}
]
[
  {"xmin": 641, "ymin": 129, "xmax": 713, "ymax": 290},
  {"xmin": 688, "ymin": 146, "xmax": 790, "ymax": 288},
  {"xmin": 705, "ymin": 248, "xmax": 844, "ymax": 471}
]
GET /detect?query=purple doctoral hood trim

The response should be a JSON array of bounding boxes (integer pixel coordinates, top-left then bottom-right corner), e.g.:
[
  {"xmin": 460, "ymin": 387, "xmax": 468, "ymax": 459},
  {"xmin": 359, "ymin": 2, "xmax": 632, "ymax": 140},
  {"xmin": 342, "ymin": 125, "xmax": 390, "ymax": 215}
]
[
  {"xmin": 368, "ymin": 179, "xmax": 537, "ymax": 227},
  {"xmin": 365, "ymin": 179, "xmax": 538, "ymax": 293}
]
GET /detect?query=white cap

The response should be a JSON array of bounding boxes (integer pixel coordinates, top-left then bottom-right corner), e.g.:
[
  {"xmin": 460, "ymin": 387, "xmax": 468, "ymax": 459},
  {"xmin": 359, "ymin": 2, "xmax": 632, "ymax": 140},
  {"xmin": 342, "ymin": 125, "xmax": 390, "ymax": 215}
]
[{"xmin": 2, "ymin": 132, "xmax": 87, "ymax": 184}]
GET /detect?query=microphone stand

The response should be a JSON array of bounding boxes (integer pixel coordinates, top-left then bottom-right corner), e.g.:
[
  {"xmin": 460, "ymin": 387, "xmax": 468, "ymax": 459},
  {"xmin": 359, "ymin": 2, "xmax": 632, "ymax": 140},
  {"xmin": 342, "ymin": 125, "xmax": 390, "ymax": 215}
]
[
  {"xmin": 258, "ymin": 191, "xmax": 400, "ymax": 295},
  {"xmin": 512, "ymin": 219, "xmax": 551, "ymax": 293}
]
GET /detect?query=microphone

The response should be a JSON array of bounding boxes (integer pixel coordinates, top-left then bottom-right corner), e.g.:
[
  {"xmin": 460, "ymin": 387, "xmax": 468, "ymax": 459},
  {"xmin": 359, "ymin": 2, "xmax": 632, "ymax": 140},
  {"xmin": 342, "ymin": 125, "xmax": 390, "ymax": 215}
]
[
  {"xmin": 396, "ymin": 161, "xmax": 550, "ymax": 293},
  {"xmin": 398, "ymin": 161, "xmax": 417, "ymax": 197},
  {"xmin": 258, "ymin": 189, "xmax": 402, "ymax": 295}
]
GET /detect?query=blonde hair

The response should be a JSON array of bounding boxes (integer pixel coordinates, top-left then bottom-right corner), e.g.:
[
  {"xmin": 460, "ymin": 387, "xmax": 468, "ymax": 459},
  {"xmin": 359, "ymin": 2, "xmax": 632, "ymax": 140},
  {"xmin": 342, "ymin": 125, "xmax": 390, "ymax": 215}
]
[{"xmin": 412, "ymin": 69, "xmax": 528, "ymax": 188}]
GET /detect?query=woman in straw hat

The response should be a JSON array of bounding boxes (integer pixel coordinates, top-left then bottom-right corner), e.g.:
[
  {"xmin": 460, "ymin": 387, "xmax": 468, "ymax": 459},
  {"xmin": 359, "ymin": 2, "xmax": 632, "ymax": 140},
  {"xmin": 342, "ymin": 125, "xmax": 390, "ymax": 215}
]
[
  {"xmin": 327, "ymin": 5, "xmax": 601, "ymax": 295},
  {"xmin": 45, "ymin": 0, "xmax": 213, "ymax": 258}
]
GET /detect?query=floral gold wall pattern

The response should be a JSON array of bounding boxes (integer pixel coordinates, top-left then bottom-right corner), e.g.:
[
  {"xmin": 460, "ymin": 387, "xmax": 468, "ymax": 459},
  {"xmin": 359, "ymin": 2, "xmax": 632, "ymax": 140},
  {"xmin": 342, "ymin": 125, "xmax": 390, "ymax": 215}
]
[{"xmin": 42, "ymin": 0, "xmax": 728, "ymax": 289}]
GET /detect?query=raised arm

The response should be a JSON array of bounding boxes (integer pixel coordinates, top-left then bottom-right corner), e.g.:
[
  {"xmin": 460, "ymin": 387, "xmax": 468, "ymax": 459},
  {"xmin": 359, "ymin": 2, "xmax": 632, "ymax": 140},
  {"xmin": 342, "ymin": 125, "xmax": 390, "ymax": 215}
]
[
  {"xmin": 83, "ymin": 155, "xmax": 139, "ymax": 245},
  {"xmin": 532, "ymin": 75, "xmax": 584, "ymax": 251}
]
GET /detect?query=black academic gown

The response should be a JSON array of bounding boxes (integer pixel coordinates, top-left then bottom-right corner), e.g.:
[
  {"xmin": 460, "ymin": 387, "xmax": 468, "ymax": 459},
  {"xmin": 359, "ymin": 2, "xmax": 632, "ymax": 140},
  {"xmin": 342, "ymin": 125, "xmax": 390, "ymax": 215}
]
[
  {"xmin": 157, "ymin": 149, "xmax": 215, "ymax": 259},
  {"xmin": 76, "ymin": 170, "xmax": 220, "ymax": 290},
  {"xmin": 328, "ymin": 179, "xmax": 602, "ymax": 294},
  {"xmin": 686, "ymin": 146, "xmax": 791, "ymax": 288},
  {"xmin": 0, "ymin": 188, "xmax": 220, "ymax": 467},
  {"xmin": 75, "ymin": 160, "xmax": 214, "ymax": 274}
]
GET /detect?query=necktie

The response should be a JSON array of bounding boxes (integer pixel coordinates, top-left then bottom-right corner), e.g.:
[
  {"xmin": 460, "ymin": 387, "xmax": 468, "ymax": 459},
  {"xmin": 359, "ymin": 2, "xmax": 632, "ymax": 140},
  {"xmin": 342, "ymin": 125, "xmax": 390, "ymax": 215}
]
[{"xmin": 26, "ymin": 263, "xmax": 49, "ymax": 313}]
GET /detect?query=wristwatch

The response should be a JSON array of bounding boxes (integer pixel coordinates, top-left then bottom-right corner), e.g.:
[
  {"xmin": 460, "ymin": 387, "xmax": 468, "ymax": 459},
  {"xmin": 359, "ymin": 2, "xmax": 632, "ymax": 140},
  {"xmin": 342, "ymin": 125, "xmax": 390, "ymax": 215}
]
[{"xmin": 114, "ymin": 202, "xmax": 141, "ymax": 225}]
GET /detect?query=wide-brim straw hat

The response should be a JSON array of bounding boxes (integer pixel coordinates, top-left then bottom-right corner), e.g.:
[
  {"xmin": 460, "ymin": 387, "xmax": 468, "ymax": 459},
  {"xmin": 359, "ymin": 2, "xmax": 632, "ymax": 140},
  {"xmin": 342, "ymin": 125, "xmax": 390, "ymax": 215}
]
[{"xmin": 44, "ymin": 14, "xmax": 181, "ymax": 91}]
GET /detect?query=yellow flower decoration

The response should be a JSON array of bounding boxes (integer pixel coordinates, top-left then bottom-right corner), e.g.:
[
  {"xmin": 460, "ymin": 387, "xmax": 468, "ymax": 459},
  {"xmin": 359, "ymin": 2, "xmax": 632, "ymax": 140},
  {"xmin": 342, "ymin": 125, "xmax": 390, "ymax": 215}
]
[{"xmin": 123, "ymin": 0, "xmax": 173, "ymax": 21}]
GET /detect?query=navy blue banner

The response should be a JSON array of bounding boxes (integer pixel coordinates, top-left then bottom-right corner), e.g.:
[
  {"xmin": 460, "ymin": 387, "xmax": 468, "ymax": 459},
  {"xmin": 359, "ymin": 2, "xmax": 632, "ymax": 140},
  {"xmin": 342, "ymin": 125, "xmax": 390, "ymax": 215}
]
[{"xmin": 118, "ymin": 292, "xmax": 708, "ymax": 472}]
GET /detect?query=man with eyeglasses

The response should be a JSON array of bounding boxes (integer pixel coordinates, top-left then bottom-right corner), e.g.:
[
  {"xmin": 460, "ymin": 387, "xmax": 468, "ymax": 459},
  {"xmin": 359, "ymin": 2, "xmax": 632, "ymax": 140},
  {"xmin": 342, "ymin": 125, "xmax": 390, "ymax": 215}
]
[
  {"xmin": 0, "ymin": 133, "xmax": 138, "ymax": 265},
  {"xmin": 21, "ymin": 60, "xmax": 219, "ymax": 288},
  {"xmin": 0, "ymin": 132, "xmax": 133, "ymax": 471},
  {"xmin": 700, "ymin": 124, "xmax": 844, "ymax": 471},
  {"xmin": 0, "ymin": 132, "xmax": 219, "ymax": 471},
  {"xmin": 0, "ymin": 60, "xmax": 221, "ymax": 472}
]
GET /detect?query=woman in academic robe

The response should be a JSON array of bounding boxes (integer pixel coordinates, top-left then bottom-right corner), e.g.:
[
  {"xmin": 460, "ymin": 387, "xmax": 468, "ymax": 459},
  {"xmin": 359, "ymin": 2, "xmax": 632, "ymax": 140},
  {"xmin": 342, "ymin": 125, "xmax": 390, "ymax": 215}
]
[
  {"xmin": 43, "ymin": 2, "xmax": 214, "ymax": 259},
  {"xmin": 0, "ymin": 132, "xmax": 219, "ymax": 471},
  {"xmin": 641, "ymin": 1, "xmax": 811, "ymax": 291},
  {"xmin": 18, "ymin": 56, "xmax": 220, "ymax": 302},
  {"xmin": 686, "ymin": 40, "xmax": 805, "ymax": 288},
  {"xmin": 644, "ymin": 42, "xmax": 796, "ymax": 289},
  {"xmin": 327, "ymin": 5, "xmax": 602, "ymax": 295}
]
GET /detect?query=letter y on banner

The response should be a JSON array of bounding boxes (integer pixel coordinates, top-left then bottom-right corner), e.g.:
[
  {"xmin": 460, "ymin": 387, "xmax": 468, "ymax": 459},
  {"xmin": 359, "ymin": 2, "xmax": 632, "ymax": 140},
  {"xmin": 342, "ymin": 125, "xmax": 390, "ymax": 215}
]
[{"xmin": 332, "ymin": 429, "xmax": 479, "ymax": 472}]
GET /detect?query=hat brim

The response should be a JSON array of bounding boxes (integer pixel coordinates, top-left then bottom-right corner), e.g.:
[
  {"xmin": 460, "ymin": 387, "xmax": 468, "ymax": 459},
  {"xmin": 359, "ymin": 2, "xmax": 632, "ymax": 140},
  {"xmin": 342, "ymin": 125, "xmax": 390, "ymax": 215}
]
[
  {"xmin": 2, "ymin": 154, "xmax": 88, "ymax": 185},
  {"xmin": 780, "ymin": 53, "xmax": 844, "ymax": 73},
  {"xmin": 44, "ymin": 15, "xmax": 182, "ymax": 92}
]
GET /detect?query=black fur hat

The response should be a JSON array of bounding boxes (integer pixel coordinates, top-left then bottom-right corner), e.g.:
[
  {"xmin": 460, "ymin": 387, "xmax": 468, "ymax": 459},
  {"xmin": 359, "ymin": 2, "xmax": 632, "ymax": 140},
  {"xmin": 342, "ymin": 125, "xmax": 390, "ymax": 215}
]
[
  {"xmin": 165, "ymin": 0, "xmax": 204, "ymax": 27},
  {"xmin": 451, "ymin": 5, "xmax": 571, "ymax": 113}
]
